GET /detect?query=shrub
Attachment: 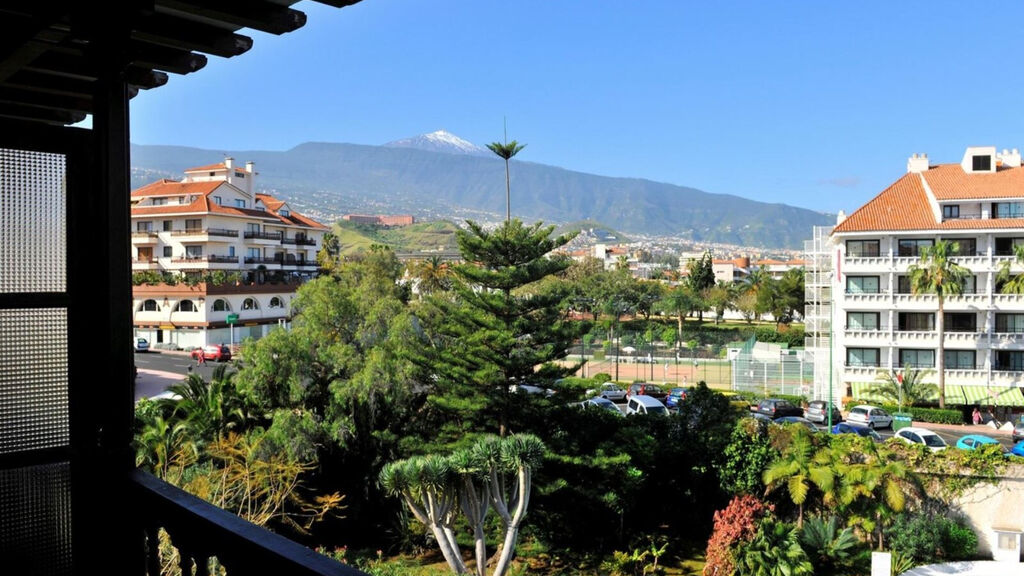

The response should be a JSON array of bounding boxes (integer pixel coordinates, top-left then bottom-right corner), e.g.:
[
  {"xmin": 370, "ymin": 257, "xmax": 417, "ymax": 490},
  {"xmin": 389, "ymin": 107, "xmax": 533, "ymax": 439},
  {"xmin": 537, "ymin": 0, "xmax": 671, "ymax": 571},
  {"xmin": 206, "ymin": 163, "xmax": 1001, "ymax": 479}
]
[
  {"xmin": 885, "ymin": 513, "xmax": 977, "ymax": 564},
  {"xmin": 703, "ymin": 495, "xmax": 772, "ymax": 576},
  {"xmin": 592, "ymin": 373, "xmax": 612, "ymax": 384},
  {"xmin": 846, "ymin": 402, "xmax": 962, "ymax": 425}
]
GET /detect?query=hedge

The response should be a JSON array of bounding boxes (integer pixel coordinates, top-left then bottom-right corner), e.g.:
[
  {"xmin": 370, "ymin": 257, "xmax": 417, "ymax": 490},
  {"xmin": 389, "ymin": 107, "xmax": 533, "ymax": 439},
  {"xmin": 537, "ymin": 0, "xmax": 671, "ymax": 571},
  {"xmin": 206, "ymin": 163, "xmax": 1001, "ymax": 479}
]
[
  {"xmin": 731, "ymin": 391, "xmax": 807, "ymax": 407},
  {"xmin": 847, "ymin": 400, "xmax": 963, "ymax": 425}
]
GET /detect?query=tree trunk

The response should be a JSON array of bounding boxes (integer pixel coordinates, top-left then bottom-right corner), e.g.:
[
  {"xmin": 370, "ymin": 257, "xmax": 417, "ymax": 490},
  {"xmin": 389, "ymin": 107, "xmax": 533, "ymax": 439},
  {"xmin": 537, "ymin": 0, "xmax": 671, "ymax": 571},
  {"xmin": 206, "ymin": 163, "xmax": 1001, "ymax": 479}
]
[
  {"xmin": 937, "ymin": 298, "xmax": 945, "ymax": 409},
  {"xmin": 431, "ymin": 524, "xmax": 466, "ymax": 575},
  {"xmin": 492, "ymin": 524, "xmax": 519, "ymax": 576}
]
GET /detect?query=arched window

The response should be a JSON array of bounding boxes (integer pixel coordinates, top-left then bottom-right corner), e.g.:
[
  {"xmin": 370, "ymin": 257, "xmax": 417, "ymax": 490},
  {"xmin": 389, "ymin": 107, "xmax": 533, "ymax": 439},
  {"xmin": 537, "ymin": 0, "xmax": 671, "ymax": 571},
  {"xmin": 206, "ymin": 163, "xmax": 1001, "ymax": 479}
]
[
  {"xmin": 242, "ymin": 298, "xmax": 259, "ymax": 310},
  {"xmin": 269, "ymin": 296, "xmax": 283, "ymax": 308},
  {"xmin": 212, "ymin": 299, "xmax": 231, "ymax": 312},
  {"xmin": 141, "ymin": 299, "xmax": 159, "ymax": 312},
  {"xmin": 175, "ymin": 300, "xmax": 196, "ymax": 312}
]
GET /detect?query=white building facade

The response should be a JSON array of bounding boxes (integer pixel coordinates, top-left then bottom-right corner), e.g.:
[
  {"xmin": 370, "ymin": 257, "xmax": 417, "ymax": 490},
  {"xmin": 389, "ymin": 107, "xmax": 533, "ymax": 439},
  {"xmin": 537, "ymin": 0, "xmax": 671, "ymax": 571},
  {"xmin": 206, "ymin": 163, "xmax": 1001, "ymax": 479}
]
[
  {"xmin": 130, "ymin": 158, "xmax": 326, "ymax": 349},
  {"xmin": 806, "ymin": 146, "xmax": 1024, "ymax": 409}
]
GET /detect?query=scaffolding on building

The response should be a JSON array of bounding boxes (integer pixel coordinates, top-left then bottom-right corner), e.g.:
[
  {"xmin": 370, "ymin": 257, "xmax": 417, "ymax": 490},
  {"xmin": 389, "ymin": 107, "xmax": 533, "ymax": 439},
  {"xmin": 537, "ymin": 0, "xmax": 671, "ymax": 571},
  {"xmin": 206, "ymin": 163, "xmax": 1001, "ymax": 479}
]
[
  {"xmin": 731, "ymin": 337, "xmax": 814, "ymax": 397},
  {"xmin": 804, "ymin": 225, "xmax": 839, "ymax": 406}
]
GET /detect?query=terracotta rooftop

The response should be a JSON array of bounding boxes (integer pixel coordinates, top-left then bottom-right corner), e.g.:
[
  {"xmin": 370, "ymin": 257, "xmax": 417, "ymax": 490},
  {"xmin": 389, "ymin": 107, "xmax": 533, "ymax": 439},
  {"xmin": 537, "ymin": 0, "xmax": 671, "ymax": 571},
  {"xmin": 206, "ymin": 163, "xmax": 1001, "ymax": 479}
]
[
  {"xmin": 835, "ymin": 162, "xmax": 1024, "ymax": 234},
  {"xmin": 131, "ymin": 180, "xmax": 223, "ymax": 198},
  {"xmin": 183, "ymin": 163, "xmax": 228, "ymax": 173}
]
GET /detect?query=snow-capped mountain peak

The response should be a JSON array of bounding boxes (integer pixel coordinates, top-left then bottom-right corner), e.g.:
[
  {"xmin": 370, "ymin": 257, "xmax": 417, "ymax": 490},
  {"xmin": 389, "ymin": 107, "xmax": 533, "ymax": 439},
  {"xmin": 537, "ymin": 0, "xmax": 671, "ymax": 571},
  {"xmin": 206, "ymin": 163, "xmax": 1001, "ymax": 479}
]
[{"xmin": 384, "ymin": 130, "xmax": 490, "ymax": 157}]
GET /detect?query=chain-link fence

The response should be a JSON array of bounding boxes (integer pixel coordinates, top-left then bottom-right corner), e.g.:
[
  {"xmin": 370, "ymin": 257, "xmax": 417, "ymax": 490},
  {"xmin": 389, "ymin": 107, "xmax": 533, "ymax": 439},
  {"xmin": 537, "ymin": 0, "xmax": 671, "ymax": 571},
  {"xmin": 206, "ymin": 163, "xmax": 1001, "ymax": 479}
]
[{"xmin": 730, "ymin": 338, "xmax": 814, "ymax": 397}]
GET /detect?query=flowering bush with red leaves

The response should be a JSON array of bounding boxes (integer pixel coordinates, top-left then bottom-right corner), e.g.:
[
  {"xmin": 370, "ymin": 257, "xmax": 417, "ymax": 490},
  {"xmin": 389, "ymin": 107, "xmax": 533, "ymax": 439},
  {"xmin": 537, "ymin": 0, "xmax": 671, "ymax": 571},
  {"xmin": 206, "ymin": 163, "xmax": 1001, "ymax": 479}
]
[{"xmin": 703, "ymin": 494, "xmax": 773, "ymax": 576}]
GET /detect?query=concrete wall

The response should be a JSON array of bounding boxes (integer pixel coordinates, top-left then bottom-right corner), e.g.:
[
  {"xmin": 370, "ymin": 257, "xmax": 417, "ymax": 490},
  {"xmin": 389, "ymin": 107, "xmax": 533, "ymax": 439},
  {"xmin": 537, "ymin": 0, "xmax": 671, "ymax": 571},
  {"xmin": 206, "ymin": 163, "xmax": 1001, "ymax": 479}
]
[{"xmin": 951, "ymin": 465, "xmax": 1024, "ymax": 559}]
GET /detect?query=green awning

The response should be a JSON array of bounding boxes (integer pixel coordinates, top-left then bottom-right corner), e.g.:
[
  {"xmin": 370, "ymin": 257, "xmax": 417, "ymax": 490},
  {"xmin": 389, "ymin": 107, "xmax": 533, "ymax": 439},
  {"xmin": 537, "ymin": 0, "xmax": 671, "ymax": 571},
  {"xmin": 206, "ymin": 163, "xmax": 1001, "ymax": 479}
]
[
  {"xmin": 851, "ymin": 382, "xmax": 886, "ymax": 402},
  {"xmin": 959, "ymin": 385, "xmax": 1024, "ymax": 407}
]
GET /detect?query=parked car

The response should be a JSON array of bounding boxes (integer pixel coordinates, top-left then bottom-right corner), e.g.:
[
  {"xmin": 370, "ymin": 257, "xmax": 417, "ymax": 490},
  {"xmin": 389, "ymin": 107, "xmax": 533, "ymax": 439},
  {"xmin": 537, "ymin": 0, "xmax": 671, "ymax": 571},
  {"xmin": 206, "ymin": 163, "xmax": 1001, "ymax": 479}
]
[
  {"xmin": 1011, "ymin": 441, "xmax": 1024, "ymax": 458},
  {"xmin": 625, "ymin": 394, "xmax": 669, "ymax": 416},
  {"xmin": 845, "ymin": 405, "xmax": 893, "ymax": 429},
  {"xmin": 190, "ymin": 344, "xmax": 232, "ymax": 363},
  {"xmin": 1013, "ymin": 421, "xmax": 1024, "ymax": 443},
  {"xmin": 588, "ymin": 383, "xmax": 626, "ymax": 402},
  {"xmin": 773, "ymin": 416, "xmax": 820, "ymax": 432},
  {"xmin": 955, "ymin": 434, "xmax": 1005, "ymax": 453},
  {"xmin": 626, "ymin": 382, "xmax": 668, "ymax": 402},
  {"xmin": 804, "ymin": 400, "xmax": 841, "ymax": 424},
  {"xmin": 894, "ymin": 427, "xmax": 948, "ymax": 452},
  {"xmin": 831, "ymin": 422, "xmax": 883, "ymax": 442},
  {"xmin": 665, "ymin": 386, "xmax": 694, "ymax": 410},
  {"xmin": 755, "ymin": 398, "xmax": 803, "ymax": 419},
  {"xmin": 133, "ymin": 336, "xmax": 149, "ymax": 352},
  {"xmin": 581, "ymin": 396, "xmax": 624, "ymax": 416},
  {"xmin": 510, "ymin": 384, "xmax": 554, "ymax": 396}
]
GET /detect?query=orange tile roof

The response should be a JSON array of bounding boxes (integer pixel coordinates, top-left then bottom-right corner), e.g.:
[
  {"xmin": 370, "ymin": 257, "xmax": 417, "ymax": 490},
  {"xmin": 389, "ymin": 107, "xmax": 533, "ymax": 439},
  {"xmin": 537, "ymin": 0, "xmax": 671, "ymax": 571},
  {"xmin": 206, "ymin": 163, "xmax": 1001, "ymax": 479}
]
[
  {"xmin": 832, "ymin": 172, "xmax": 936, "ymax": 233},
  {"xmin": 131, "ymin": 180, "xmax": 222, "ymax": 198},
  {"xmin": 183, "ymin": 162, "xmax": 227, "ymax": 173},
  {"xmin": 923, "ymin": 163, "xmax": 1024, "ymax": 200}
]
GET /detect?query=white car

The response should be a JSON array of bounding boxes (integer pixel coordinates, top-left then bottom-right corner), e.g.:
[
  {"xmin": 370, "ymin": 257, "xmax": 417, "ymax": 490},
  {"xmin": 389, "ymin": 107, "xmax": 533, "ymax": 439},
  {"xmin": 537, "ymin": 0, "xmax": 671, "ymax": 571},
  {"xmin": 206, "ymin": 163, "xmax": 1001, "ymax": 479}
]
[
  {"xmin": 845, "ymin": 405, "xmax": 893, "ymax": 429},
  {"xmin": 625, "ymin": 395, "xmax": 669, "ymax": 416},
  {"xmin": 580, "ymin": 396, "xmax": 624, "ymax": 416},
  {"xmin": 133, "ymin": 336, "xmax": 149, "ymax": 352},
  {"xmin": 588, "ymin": 383, "xmax": 626, "ymax": 402},
  {"xmin": 894, "ymin": 427, "xmax": 948, "ymax": 452}
]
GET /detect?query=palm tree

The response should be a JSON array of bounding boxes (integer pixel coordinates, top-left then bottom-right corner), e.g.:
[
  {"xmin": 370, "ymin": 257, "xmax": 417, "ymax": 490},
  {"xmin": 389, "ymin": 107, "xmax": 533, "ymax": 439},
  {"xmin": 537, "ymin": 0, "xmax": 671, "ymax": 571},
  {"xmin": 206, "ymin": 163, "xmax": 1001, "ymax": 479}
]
[
  {"xmin": 762, "ymin": 427, "xmax": 833, "ymax": 527},
  {"xmin": 411, "ymin": 255, "xmax": 453, "ymax": 297},
  {"xmin": 734, "ymin": 519, "xmax": 814, "ymax": 576},
  {"xmin": 997, "ymin": 243, "xmax": 1024, "ymax": 293},
  {"xmin": 907, "ymin": 240, "xmax": 970, "ymax": 408},
  {"xmin": 871, "ymin": 365, "xmax": 937, "ymax": 409},
  {"xmin": 486, "ymin": 139, "xmax": 526, "ymax": 222},
  {"xmin": 833, "ymin": 439, "xmax": 919, "ymax": 549},
  {"xmin": 799, "ymin": 516, "xmax": 862, "ymax": 575},
  {"xmin": 659, "ymin": 284, "xmax": 695, "ymax": 344}
]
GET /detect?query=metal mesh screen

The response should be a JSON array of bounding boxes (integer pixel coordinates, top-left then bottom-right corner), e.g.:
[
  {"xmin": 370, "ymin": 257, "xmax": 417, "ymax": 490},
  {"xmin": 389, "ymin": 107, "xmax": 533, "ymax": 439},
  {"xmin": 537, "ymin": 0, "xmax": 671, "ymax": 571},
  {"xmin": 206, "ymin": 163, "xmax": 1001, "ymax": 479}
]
[
  {"xmin": 0, "ymin": 462, "xmax": 73, "ymax": 575},
  {"xmin": 0, "ymin": 308, "xmax": 70, "ymax": 454},
  {"xmin": 0, "ymin": 148, "xmax": 67, "ymax": 293}
]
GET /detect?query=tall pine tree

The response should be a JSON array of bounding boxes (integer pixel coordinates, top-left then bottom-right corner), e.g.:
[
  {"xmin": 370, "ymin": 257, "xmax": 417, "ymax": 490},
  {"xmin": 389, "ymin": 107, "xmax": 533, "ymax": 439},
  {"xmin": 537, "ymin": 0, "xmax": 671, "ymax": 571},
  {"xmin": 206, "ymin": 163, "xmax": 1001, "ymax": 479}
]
[{"xmin": 420, "ymin": 219, "xmax": 579, "ymax": 440}]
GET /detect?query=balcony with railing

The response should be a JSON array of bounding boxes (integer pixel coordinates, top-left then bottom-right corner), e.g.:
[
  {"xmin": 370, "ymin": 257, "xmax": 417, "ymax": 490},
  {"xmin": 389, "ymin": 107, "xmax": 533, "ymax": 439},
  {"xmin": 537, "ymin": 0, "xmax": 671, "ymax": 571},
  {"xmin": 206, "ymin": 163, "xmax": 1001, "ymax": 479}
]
[
  {"xmin": 132, "ymin": 230, "xmax": 159, "ymax": 243},
  {"xmin": 169, "ymin": 255, "xmax": 240, "ymax": 265},
  {"xmin": 282, "ymin": 236, "xmax": 317, "ymax": 246},
  {"xmin": 244, "ymin": 230, "xmax": 284, "ymax": 242},
  {"xmin": 245, "ymin": 256, "xmax": 282, "ymax": 266},
  {"xmin": 133, "ymin": 469, "xmax": 363, "ymax": 576},
  {"xmin": 170, "ymin": 228, "xmax": 239, "ymax": 239}
]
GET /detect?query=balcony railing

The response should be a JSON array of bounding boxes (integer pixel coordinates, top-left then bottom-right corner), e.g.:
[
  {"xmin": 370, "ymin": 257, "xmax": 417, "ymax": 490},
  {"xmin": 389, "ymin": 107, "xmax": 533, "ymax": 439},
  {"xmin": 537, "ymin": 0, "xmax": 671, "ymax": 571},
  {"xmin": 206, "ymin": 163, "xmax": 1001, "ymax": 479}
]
[
  {"xmin": 132, "ymin": 469, "xmax": 364, "ymax": 576},
  {"xmin": 170, "ymin": 228, "xmax": 239, "ymax": 237},
  {"xmin": 170, "ymin": 255, "xmax": 239, "ymax": 264},
  {"xmin": 132, "ymin": 231, "xmax": 158, "ymax": 239},
  {"xmin": 244, "ymin": 256, "xmax": 281, "ymax": 265},
  {"xmin": 282, "ymin": 237, "xmax": 317, "ymax": 246},
  {"xmin": 244, "ymin": 230, "xmax": 283, "ymax": 241}
]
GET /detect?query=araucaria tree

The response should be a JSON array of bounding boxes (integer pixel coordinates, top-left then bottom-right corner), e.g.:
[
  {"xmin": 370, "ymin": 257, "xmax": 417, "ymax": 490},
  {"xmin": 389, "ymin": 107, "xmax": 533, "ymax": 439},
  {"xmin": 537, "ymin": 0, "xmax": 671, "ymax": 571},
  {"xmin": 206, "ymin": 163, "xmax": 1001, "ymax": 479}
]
[
  {"xmin": 907, "ymin": 240, "xmax": 969, "ymax": 409},
  {"xmin": 421, "ymin": 219, "xmax": 578, "ymax": 437}
]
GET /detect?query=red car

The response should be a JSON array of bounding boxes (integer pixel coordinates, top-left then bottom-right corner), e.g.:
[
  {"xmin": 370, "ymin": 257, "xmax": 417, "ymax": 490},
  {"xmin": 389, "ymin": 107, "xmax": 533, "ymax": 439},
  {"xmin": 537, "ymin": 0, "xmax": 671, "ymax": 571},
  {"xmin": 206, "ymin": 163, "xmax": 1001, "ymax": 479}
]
[{"xmin": 190, "ymin": 344, "xmax": 232, "ymax": 362}]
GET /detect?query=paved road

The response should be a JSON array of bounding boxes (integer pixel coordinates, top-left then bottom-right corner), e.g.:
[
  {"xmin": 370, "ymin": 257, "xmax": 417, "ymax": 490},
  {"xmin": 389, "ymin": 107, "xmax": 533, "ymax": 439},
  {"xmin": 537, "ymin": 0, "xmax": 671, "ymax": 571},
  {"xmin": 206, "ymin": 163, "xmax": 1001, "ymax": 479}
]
[{"xmin": 132, "ymin": 350, "xmax": 232, "ymax": 401}]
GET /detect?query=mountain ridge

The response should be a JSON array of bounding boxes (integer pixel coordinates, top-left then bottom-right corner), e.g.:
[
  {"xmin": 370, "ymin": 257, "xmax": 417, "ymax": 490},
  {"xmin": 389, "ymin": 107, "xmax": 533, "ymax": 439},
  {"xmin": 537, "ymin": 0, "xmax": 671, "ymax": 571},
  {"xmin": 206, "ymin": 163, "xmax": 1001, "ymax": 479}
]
[{"xmin": 129, "ymin": 139, "xmax": 832, "ymax": 249}]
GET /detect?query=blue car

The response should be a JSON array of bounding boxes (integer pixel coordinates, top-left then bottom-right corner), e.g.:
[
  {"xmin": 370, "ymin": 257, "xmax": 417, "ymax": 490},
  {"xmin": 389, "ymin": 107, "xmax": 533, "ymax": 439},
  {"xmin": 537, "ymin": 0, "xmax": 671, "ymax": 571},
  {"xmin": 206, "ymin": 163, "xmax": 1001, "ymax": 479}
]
[
  {"xmin": 665, "ymin": 387, "xmax": 694, "ymax": 410},
  {"xmin": 956, "ymin": 434, "xmax": 1001, "ymax": 451},
  {"xmin": 831, "ymin": 422, "xmax": 882, "ymax": 442}
]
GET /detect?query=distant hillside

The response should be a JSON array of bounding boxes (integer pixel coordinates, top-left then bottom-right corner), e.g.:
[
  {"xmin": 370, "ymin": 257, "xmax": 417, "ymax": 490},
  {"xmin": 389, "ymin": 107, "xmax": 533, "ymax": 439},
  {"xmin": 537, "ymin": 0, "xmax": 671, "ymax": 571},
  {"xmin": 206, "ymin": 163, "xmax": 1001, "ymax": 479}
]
[
  {"xmin": 553, "ymin": 220, "xmax": 630, "ymax": 244},
  {"xmin": 331, "ymin": 220, "xmax": 461, "ymax": 256},
  {"xmin": 130, "ymin": 140, "xmax": 833, "ymax": 249}
]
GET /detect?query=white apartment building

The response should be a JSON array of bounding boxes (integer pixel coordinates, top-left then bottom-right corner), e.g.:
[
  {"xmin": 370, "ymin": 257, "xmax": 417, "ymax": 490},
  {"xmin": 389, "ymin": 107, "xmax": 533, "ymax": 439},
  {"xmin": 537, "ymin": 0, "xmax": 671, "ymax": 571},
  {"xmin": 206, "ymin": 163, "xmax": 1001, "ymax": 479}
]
[
  {"xmin": 806, "ymin": 146, "xmax": 1024, "ymax": 409},
  {"xmin": 130, "ymin": 158, "xmax": 326, "ymax": 349}
]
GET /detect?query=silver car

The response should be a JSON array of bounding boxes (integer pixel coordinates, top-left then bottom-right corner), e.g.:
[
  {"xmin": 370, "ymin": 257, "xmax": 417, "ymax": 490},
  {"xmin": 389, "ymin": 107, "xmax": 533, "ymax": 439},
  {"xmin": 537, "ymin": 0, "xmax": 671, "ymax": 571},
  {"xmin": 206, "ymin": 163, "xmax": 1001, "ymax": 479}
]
[{"xmin": 845, "ymin": 405, "xmax": 893, "ymax": 429}]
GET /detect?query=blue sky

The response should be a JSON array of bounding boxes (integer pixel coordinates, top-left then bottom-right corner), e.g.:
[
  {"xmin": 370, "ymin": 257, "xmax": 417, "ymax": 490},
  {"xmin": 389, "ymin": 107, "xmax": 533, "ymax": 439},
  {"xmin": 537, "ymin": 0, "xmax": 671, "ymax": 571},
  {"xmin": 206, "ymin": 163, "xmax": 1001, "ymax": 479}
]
[{"xmin": 130, "ymin": 1, "xmax": 1024, "ymax": 215}]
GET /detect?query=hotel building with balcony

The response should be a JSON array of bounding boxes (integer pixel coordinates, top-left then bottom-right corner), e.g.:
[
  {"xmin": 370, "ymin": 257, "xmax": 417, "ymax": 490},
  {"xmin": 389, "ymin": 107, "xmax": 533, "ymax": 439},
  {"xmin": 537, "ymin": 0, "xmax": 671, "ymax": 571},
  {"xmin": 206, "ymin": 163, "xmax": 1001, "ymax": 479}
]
[
  {"xmin": 130, "ymin": 158, "xmax": 326, "ymax": 349},
  {"xmin": 805, "ymin": 146, "xmax": 1024, "ymax": 409}
]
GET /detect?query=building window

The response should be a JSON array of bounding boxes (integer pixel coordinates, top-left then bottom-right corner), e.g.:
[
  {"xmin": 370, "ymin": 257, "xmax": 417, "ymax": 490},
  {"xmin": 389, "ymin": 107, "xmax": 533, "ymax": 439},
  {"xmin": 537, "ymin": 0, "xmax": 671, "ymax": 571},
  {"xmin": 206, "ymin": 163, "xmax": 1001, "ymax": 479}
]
[
  {"xmin": 942, "ymin": 205, "xmax": 960, "ymax": 220},
  {"xmin": 185, "ymin": 219, "xmax": 202, "ymax": 231},
  {"xmin": 945, "ymin": 350, "xmax": 976, "ymax": 370},
  {"xmin": 162, "ymin": 246, "xmax": 172, "ymax": 258},
  {"xmin": 972, "ymin": 155, "xmax": 992, "ymax": 171},
  {"xmin": 846, "ymin": 276, "xmax": 880, "ymax": 294},
  {"xmin": 162, "ymin": 220, "xmax": 172, "ymax": 231},
  {"xmin": 185, "ymin": 245, "xmax": 203, "ymax": 259},
  {"xmin": 280, "ymin": 209, "xmax": 290, "ymax": 217},
  {"xmin": 995, "ymin": 237, "xmax": 1024, "ymax": 256},
  {"xmin": 995, "ymin": 314, "xmax": 1024, "ymax": 333},
  {"xmin": 898, "ymin": 313, "xmax": 934, "ymax": 332},
  {"xmin": 235, "ymin": 199, "xmax": 246, "ymax": 209},
  {"xmin": 247, "ymin": 248, "xmax": 260, "ymax": 258},
  {"xmin": 899, "ymin": 349, "xmax": 934, "ymax": 368},
  {"xmin": 246, "ymin": 223, "xmax": 260, "ymax": 233},
  {"xmin": 175, "ymin": 300, "xmax": 196, "ymax": 313},
  {"xmin": 847, "ymin": 312, "xmax": 880, "ymax": 330},
  {"xmin": 140, "ymin": 299, "xmax": 159, "ymax": 312},
  {"xmin": 993, "ymin": 203, "xmax": 1024, "ymax": 219},
  {"xmin": 897, "ymin": 239, "xmax": 934, "ymax": 257},
  {"xmin": 945, "ymin": 313, "xmax": 977, "ymax": 332},
  {"xmin": 269, "ymin": 297, "xmax": 283, "ymax": 308},
  {"xmin": 896, "ymin": 276, "xmax": 911, "ymax": 294},
  {"xmin": 136, "ymin": 221, "xmax": 152, "ymax": 232},
  {"xmin": 997, "ymin": 533, "xmax": 1019, "ymax": 551},
  {"xmin": 846, "ymin": 239, "xmax": 880, "ymax": 257},
  {"xmin": 214, "ymin": 196, "xmax": 222, "ymax": 205},
  {"xmin": 212, "ymin": 299, "xmax": 230, "ymax": 312},
  {"xmin": 847, "ymin": 348, "xmax": 879, "ymax": 367},
  {"xmin": 228, "ymin": 246, "xmax": 235, "ymax": 257},
  {"xmin": 151, "ymin": 198, "xmax": 166, "ymax": 206},
  {"xmin": 945, "ymin": 237, "xmax": 976, "ymax": 256},
  {"xmin": 995, "ymin": 351, "xmax": 1024, "ymax": 371},
  {"xmin": 242, "ymin": 298, "xmax": 259, "ymax": 310}
]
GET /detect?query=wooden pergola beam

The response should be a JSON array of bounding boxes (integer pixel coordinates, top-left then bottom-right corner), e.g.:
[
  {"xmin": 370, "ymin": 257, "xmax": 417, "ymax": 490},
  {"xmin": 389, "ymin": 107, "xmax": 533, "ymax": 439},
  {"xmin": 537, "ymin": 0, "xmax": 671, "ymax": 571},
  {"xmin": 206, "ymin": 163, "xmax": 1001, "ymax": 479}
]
[
  {"xmin": 132, "ymin": 12, "xmax": 254, "ymax": 58},
  {"xmin": 154, "ymin": 0, "xmax": 307, "ymax": 36},
  {"xmin": 129, "ymin": 42, "xmax": 207, "ymax": 76}
]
